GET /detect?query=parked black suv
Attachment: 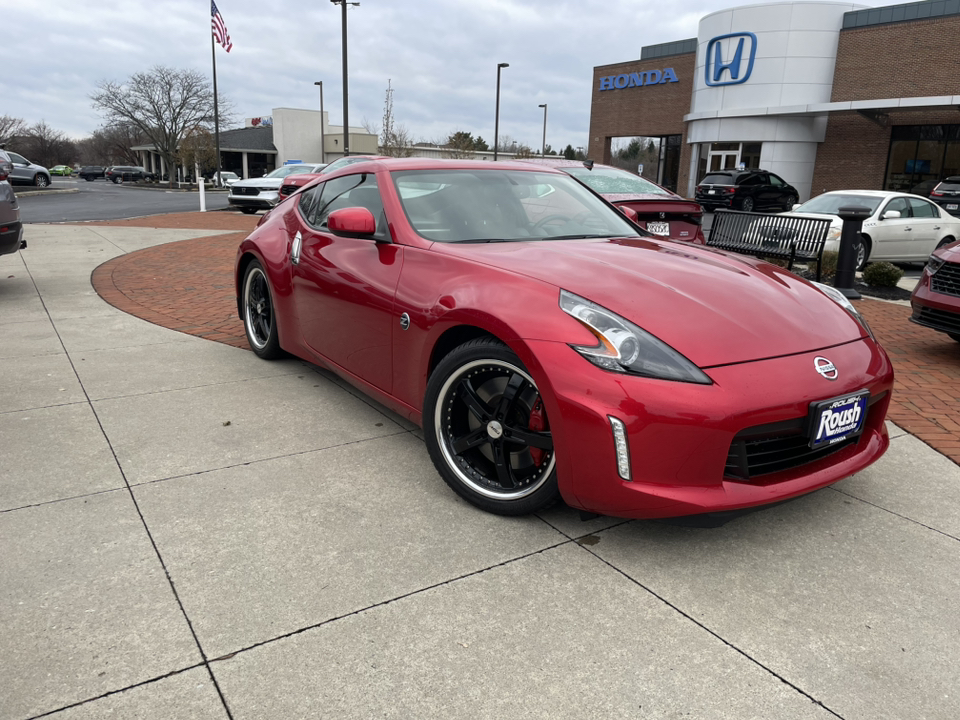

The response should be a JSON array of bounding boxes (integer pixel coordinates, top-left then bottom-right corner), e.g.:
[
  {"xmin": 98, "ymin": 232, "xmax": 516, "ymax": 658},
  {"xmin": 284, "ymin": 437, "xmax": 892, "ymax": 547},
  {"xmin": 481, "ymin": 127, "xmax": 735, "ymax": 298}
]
[
  {"xmin": 695, "ymin": 169, "xmax": 798, "ymax": 212},
  {"xmin": 929, "ymin": 176, "xmax": 960, "ymax": 217},
  {"xmin": 78, "ymin": 166, "xmax": 106, "ymax": 181},
  {"xmin": 105, "ymin": 166, "xmax": 155, "ymax": 183}
]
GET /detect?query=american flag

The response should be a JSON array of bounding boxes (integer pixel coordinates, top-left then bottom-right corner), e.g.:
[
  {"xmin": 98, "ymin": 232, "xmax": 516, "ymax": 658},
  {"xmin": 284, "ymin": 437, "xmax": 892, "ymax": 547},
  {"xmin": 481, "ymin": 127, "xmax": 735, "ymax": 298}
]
[{"xmin": 211, "ymin": 1, "xmax": 233, "ymax": 52}]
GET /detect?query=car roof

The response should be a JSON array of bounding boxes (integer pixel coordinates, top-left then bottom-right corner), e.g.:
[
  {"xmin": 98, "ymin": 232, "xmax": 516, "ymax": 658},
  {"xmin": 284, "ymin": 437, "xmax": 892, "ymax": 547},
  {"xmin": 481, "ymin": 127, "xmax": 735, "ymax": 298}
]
[{"xmin": 319, "ymin": 157, "xmax": 570, "ymax": 175}]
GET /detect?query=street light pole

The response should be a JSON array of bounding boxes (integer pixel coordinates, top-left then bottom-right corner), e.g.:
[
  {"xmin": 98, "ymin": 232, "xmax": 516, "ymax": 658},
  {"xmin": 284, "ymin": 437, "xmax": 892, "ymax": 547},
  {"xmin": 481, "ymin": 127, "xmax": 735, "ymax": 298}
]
[
  {"xmin": 314, "ymin": 81, "xmax": 325, "ymax": 163},
  {"xmin": 538, "ymin": 103, "xmax": 547, "ymax": 158},
  {"xmin": 494, "ymin": 62, "xmax": 509, "ymax": 161},
  {"xmin": 331, "ymin": 1, "xmax": 359, "ymax": 157}
]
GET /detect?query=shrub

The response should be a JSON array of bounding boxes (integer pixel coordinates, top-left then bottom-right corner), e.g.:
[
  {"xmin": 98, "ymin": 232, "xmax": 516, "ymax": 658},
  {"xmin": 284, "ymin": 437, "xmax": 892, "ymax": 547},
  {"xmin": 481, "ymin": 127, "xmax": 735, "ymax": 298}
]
[
  {"xmin": 862, "ymin": 261, "xmax": 904, "ymax": 287},
  {"xmin": 818, "ymin": 251, "xmax": 838, "ymax": 281}
]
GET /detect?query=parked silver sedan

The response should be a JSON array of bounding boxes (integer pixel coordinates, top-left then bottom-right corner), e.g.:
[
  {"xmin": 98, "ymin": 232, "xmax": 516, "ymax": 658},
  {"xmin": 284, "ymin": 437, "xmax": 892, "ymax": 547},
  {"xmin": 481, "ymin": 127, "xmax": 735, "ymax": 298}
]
[{"xmin": 785, "ymin": 190, "xmax": 960, "ymax": 268}]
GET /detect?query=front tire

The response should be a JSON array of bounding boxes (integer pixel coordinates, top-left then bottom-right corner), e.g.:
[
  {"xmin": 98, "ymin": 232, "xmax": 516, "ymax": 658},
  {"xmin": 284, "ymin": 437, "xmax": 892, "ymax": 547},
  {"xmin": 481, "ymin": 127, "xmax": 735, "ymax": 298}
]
[
  {"xmin": 34, "ymin": 174, "xmax": 49, "ymax": 188},
  {"xmin": 242, "ymin": 260, "xmax": 282, "ymax": 359},
  {"xmin": 112, "ymin": 176, "xmax": 122, "ymax": 184},
  {"xmin": 240, "ymin": 207, "xmax": 258, "ymax": 215},
  {"xmin": 784, "ymin": 195, "xmax": 797, "ymax": 211},
  {"xmin": 423, "ymin": 338, "xmax": 559, "ymax": 516},
  {"xmin": 856, "ymin": 236, "xmax": 871, "ymax": 271}
]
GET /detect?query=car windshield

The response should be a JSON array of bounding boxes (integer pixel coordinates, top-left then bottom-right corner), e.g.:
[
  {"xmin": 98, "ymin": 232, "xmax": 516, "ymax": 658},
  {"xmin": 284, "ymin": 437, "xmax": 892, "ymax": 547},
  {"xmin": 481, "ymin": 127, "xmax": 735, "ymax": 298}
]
[
  {"xmin": 700, "ymin": 173, "xmax": 736, "ymax": 185},
  {"xmin": 563, "ymin": 165, "xmax": 670, "ymax": 196},
  {"xmin": 794, "ymin": 194, "xmax": 884, "ymax": 215},
  {"xmin": 319, "ymin": 156, "xmax": 370, "ymax": 174},
  {"xmin": 391, "ymin": 169, "xmax": 643, "ymax": 243},
  {"xmin": 265, "ymin": 166, "xmax": 315, "ymax": 179}
]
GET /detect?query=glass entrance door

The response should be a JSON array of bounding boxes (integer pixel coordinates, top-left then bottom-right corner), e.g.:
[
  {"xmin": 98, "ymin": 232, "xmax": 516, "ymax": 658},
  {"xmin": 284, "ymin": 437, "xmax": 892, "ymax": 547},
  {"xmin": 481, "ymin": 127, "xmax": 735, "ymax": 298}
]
[{"xmin": 708, "ymin": 152, "xmax": 739, "ymax": 172}]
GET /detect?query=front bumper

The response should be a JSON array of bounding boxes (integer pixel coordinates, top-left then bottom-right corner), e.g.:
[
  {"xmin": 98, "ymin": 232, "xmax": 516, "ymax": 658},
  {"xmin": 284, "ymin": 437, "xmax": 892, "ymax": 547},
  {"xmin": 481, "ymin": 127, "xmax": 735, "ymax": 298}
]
[
  {"xmin": 523, "ymin": 337, "xmax": 894, "ymax": 519},
  {"xmin": 228, "ymin": 190, "xmax": 280, "ymax": 210},
  {"xmin": 910, "ymin": 267, "xmax": 960, "ymax": 336}
]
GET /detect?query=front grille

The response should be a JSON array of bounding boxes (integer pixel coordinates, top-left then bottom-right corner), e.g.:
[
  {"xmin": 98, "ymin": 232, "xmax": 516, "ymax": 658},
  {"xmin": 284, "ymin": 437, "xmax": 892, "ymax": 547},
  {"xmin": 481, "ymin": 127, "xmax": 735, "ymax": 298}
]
[
  {"xmin": 725, "ymin": 433, "xmax": 855, "ymax": 481},
  {"xmin": 234, "ymin": 187, "xmax": 260, "ymax": 196},
  {"xmin": 931, "ymin": 262, "xmax": 960, "ymax": 297},
  {"xmin": 280, "ymin": 185, "xmax": 296, "ymax": 197},
  {"xmin": 724, "ymin": 393, "xmax": 884, "ymax": 482},
  {"xmin": 914, "ymin": 306, "xmax": 960, "ymax": 334}
]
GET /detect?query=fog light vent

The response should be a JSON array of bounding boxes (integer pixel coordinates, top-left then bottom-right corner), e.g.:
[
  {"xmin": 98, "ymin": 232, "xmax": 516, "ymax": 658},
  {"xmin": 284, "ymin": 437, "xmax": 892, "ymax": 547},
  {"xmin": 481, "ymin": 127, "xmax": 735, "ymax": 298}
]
[{"xmin": 608, "ymin": 416, "xmax": 631, "ymax": 481}]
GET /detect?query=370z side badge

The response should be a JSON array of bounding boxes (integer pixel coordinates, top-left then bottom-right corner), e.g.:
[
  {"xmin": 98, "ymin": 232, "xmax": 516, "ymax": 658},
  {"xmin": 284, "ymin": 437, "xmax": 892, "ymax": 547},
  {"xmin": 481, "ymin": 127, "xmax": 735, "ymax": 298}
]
[
  {"xmin": 399, "ymin": 312, "xmax": 411, "ymax": 330},
  {"xmin": 815, "ymin": 356, "xmax": 838, "ymax": 380}
]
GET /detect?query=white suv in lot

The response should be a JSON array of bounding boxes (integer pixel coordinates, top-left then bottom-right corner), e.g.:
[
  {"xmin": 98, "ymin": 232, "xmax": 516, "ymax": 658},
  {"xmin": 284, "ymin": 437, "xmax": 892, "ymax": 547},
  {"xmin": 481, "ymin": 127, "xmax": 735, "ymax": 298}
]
[
  {"xmin": 228, "ymin": 163, "xmax": 326, "ymax": 214},
  {"xmin": 0, "ymin": 149, "xmax": 25, "ymax": 256}
]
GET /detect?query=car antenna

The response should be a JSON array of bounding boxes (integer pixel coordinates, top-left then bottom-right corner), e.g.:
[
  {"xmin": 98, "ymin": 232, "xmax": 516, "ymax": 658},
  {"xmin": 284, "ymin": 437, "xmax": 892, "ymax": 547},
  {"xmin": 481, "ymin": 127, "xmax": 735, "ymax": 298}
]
[{"xmin": 582, "ymin": 159, "xmax": 594, "ymax": 170}]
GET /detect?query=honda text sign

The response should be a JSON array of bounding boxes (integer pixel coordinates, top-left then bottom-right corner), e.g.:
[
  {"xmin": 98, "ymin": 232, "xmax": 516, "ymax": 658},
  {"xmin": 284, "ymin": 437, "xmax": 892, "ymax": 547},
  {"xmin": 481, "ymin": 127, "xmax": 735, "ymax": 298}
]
[{"xmin": 704, "ymin": 32, "xmax": 757, "ymax": 86}]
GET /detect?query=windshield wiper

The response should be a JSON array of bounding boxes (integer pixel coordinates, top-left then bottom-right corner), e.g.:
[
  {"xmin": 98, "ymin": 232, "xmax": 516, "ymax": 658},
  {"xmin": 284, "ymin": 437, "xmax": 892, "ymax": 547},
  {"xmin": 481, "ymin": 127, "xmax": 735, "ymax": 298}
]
[{"xmin": 447, "ymin": 238, "xmax": 526, "ymax": 244}]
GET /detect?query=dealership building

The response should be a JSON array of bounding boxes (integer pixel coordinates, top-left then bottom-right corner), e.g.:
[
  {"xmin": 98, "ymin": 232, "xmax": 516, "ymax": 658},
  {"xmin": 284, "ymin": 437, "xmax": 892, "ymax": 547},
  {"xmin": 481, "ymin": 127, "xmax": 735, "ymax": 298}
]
[{"xmin": 588, "ymin": 0, "xmax": 960, "ymax": 201}]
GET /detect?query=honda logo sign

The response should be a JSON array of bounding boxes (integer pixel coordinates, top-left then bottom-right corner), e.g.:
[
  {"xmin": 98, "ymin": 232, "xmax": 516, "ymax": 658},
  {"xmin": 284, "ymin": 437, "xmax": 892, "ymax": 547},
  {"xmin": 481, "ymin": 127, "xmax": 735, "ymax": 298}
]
[{"xmin": 704, "ymin": 32, "xmax": 757, "ymax": 87}]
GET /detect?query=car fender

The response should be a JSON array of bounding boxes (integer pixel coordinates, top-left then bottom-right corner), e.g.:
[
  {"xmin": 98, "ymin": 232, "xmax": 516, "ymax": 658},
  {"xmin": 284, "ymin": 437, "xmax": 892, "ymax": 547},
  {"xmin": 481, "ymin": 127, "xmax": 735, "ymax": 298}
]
[{"xmin": 236, "ymin": 230, "xmax": 300, "ymax": 352}]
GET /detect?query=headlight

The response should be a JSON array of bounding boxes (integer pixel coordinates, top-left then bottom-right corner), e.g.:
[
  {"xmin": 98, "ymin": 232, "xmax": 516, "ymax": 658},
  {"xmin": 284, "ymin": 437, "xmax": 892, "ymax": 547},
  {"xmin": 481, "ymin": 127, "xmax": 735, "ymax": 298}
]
[
  {"xmin": 559, "ymin": 290, "xmax": 712, "ymax": 384},
  {"xmin": 926, "ymin": 254, "xmax": 945, "ymax": 275},
  {"xmin": 826, "ymin": 226, "xmax": 841, "ymax": 243},
  {"xmin": 812, "ymin": 281, "xmax": 874, "ymax": 340}
]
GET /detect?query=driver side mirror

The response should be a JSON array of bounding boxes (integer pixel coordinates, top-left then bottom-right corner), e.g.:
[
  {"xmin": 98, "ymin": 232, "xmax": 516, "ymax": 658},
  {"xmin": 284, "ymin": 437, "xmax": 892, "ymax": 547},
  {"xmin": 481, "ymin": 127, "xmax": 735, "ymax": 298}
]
[
  {"xmin": 327, "ymin": 206, "xmax": 377, "ymax": 238},
  {"xmin": 881, "ymin": 210, "xmax": 901, "ymax": 220},
  {"xmin": 619, "ymin": 206, "xmax": 639, "ymax": 223}
]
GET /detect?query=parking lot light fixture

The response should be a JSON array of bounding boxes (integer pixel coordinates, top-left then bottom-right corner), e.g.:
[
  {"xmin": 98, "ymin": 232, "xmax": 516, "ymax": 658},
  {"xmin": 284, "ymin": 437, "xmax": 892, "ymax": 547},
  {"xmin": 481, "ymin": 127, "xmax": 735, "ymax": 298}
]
[
  {"xmin": 539, "ymin": 103, "xmax": 547, "ymax": 158},
  {"xmin": 494, "ymin": 63, "xmax": 509, "ymax": 161},
  {"xmin": 331, "ymin": 1, "xmax": 360, "ymax": 157}
]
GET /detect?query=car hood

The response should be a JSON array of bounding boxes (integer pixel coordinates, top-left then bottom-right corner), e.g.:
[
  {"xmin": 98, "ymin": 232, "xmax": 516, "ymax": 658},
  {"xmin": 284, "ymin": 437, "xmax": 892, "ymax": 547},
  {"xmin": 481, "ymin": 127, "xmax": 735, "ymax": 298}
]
[
  {"xmin": 232, "ymin": 177, "xmax": 283, "ymax": 190},
  {"xmin": 778, "ymin": 210, "xmax": 843, "ymax": 227},
  {"xmin": 437, "ymin": 237, "xmax": 866, "ymax": 367}
]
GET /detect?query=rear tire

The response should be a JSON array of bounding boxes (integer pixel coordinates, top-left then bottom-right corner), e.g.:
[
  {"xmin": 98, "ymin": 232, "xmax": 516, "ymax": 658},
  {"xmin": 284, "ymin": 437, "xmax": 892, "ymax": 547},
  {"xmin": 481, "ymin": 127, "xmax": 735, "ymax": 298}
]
[
  {"xmin": 241, "ymin": 260, "xmax": 282, "ymax": 359},
  {"xmin": 740, "ymin": 197, "xmax": 755, "ymax": 212},
  {"xmin": 423, "ymin": 338, "xmax": 560, "ymax": 516},
  {"xmin": 112, "ymin": 176, "xmax": 122, "ymax": 184}
]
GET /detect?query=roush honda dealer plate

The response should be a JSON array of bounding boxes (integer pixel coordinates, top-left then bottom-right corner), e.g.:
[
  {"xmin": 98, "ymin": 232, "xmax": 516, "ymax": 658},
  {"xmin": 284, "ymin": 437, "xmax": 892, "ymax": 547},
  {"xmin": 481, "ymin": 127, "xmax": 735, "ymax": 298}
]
[{"xmin": 808, "ymin": 391, "xmax": 869, "ymax": 449}]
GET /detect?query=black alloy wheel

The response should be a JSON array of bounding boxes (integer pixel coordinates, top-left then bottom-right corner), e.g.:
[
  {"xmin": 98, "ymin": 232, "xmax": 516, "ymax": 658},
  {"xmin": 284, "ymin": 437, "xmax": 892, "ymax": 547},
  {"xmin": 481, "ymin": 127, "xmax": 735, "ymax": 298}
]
[
  {"xmin": 741, "ymin": 197, "xmax": 755, "ymax": 212},
  {"xmin": 242, "ymin": 260, "xmax": 282, "ymax": 359},
  {"xmin": 784, "ymin": 195, "xmax": 798, "ymax": 211},
  {"xmin": 424, "ymin": 338, "xmax": 559, "ymax": 516}
]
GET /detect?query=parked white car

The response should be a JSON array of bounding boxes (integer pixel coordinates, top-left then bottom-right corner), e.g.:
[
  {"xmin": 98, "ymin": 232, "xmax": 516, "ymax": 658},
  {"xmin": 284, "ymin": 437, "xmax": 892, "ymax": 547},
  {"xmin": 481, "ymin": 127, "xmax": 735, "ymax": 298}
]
[
  {"xmin": 228, "ymin": 163, "xmax": 326, "ymax": 214},
  {"xmin": 785, "ymin": 190, "xmax": 960, "ymax": 268}
]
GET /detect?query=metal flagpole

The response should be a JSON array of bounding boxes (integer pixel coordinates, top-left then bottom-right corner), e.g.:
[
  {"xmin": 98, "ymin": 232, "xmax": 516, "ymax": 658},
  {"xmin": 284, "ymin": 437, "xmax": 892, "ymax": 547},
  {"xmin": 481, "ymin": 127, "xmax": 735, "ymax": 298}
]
[{"xmin": 211, "ymin": 28, "xmax": 222, "ymax": 186}]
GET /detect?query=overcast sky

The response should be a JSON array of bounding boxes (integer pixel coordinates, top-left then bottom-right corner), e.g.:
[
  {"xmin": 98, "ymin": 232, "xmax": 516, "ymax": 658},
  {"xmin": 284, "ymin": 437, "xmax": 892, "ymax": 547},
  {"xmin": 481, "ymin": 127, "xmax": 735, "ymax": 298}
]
[{"xmin": 3, "ymin": 0, "xmax": 890, "ymax": 152}]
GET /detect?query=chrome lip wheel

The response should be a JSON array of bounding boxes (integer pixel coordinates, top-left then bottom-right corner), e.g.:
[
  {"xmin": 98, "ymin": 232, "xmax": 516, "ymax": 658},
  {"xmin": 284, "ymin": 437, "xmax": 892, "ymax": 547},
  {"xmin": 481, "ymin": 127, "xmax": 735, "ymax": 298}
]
[
  {"xmin": 243, "ymin": 266, "xmax": 272, "ymax": 350},
  {"xmin": 434, "ymin": 359, "xmax": 555, "ymax": 501}
]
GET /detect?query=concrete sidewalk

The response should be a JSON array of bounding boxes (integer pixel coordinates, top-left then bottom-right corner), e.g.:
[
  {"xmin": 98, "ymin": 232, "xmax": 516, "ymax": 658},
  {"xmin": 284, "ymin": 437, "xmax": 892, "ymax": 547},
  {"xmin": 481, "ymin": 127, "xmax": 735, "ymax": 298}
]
[{"xmin": 2, "ymin": 223, "xmax": 959, "ymax": 719}]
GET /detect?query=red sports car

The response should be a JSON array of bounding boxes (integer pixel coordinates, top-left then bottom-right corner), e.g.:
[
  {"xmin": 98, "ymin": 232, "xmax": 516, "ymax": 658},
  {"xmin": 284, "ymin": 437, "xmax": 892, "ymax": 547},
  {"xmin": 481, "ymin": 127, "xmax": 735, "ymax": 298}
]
[
  {"xmin": 522, "ymin": 159, "xmax": 705, "ymax": 243},
  {"xmin": 236, "ymin": 158, "xmax": 893, "ymax": 520},
  {"xmin": 910, "ymin": 240, "xmax": 960, "ymax": 342}
]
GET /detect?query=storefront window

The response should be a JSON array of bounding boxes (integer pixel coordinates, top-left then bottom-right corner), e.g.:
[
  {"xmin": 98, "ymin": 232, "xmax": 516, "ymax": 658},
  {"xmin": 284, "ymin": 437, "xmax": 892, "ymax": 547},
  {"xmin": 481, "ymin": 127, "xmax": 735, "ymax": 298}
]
[{"xmin": 884, "ymin": 125, "xmax": 960, "ymax": 194}]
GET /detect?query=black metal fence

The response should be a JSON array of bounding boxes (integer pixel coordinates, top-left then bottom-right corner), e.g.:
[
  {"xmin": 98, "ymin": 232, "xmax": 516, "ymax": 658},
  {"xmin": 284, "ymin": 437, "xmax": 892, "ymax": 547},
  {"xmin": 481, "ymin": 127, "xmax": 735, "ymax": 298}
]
[{"xmin": 706, "ymin": 210, "xmax": 833, "ymax": 281}]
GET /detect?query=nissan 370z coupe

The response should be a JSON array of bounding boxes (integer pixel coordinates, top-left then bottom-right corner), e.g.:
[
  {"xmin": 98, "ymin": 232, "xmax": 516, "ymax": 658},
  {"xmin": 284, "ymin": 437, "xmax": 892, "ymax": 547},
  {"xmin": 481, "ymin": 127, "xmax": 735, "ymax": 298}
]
[{"xmin": 235, "ymin": 159, "xmax": 894, "ymax": 520}]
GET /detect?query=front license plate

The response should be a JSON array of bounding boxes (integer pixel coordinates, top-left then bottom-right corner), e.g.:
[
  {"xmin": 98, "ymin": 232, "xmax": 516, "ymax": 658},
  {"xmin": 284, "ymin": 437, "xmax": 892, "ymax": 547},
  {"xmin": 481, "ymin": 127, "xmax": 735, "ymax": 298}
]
[
  {"xmin": 947, "ymin": 204, "xmax": 958, "ymax": 210},
  {"xmin": 646, "ymin": 221, "xmax": 669, "ymax": 236},
  {"xmin": 808, "ymin": 391, "xmax": 869, "ymax": 449}
]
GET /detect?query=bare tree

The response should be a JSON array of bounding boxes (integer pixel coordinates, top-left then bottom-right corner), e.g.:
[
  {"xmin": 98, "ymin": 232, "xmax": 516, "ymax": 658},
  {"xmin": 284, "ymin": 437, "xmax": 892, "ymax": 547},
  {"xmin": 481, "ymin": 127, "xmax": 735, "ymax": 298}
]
[
  {"xmin": 21, "ymin": 121, "xmax": 76, "ymax": 168},
  {"xmin": 91, "ymin": 66, "xmax": 227, "ymax": 187},
  {"xmin": 379, "ymin": 80, "xmax": 414, "ymax": 158},
  {"xmin": 0, "ymin": 115, "xmax": 27, "ymax": 147},
  {"xmin": 76, "ymin": 125, "xmax": 146, "ymax": 166}
]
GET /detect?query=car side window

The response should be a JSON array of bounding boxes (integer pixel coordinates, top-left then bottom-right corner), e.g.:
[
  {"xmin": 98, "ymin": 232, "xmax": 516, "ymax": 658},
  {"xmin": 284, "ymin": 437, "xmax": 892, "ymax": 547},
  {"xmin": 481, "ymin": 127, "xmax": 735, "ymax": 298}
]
[
  {"xmin": 307, "ymin": 173, "xmax": 387, "ymax": 238},
  {"xmin": 883, "ymin": 197, "xmax": 910, "ymax": 217},
  {"xmin": 908, "ymin": 197, "xmax": 936, "ymax": 218},
  {"xmin": 769, "ymin": 174, "xmax": 784, "ymax": 187},
  {"xmin": 8, "ymin": 152, "xmax": 27, "ymax": 165},
  {"xmin": 739, "ymin": 174, "xmax": 761, "ymax": 186}
]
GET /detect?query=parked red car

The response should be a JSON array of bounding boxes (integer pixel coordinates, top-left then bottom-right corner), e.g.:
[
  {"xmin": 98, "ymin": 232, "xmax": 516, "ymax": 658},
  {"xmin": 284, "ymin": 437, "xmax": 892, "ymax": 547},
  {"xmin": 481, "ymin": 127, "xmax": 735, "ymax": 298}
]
[
  {"xmin": 236, "ymin": 158, "xmax": 892, "ymax": 521},
  {"xmin": 523, "ymin": 159, "xmax": 705, "ymax": 243},
  {"xmin": 910, "ymin": 240, "xmax": 960, "ymax": 342}
]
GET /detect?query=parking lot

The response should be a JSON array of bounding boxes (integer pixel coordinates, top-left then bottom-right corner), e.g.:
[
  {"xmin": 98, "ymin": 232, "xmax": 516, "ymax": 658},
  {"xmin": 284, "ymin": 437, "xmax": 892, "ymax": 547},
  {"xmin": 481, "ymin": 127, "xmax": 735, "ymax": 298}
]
[{"xmin": 1, "ymin": 213, "xmax": 959, "ymax": 719}]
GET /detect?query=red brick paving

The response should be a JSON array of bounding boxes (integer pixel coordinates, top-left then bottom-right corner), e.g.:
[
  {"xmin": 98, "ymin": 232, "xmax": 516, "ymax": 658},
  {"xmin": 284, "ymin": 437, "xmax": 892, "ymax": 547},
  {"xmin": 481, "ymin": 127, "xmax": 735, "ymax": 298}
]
[{"xmin": 86, "ymin": 212, "xmax": 960, "ymax": 465}]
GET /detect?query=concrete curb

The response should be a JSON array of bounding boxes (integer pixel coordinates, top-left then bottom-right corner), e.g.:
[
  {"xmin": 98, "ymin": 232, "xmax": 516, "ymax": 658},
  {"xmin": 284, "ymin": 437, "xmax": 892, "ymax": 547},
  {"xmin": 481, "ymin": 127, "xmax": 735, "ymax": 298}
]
[{"xmin": 15, "ymin": 188, "xmax": 79, "ymax": 198}]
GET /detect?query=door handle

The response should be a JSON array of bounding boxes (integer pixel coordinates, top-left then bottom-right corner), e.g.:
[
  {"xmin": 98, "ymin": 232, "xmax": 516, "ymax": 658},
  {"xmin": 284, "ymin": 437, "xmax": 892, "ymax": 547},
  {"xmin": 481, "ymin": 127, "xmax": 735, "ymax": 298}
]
[
  {"xmin": 904, "ymin": 227, "xmax": 912, "ymax": 231},
  {"xmin": 934, "ymin": 226, "xmax": 941, "ymax": 230}
]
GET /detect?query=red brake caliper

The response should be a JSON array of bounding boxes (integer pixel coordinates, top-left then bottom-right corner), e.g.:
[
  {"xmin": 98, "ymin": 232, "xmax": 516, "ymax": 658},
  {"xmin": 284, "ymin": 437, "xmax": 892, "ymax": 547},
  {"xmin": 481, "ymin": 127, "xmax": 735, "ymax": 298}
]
[{"xmin": 528, "ymin": 397, "xmax": 547, "ymax": 466}]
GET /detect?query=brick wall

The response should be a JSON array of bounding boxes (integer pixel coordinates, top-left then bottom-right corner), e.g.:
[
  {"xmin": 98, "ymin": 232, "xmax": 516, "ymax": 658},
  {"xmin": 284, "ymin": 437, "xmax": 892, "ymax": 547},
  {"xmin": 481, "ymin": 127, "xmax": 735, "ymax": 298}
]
[
  {"xmin": 831, "ymin": 16, "xmax": 960, "ymax": 102},
  {"xmin": 587, "ymin": 53, "xmax": 696, "ymax": 194},
  {"xmin": 811, "ymin": 16, "xmax": 960, "ymax": 193}
]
